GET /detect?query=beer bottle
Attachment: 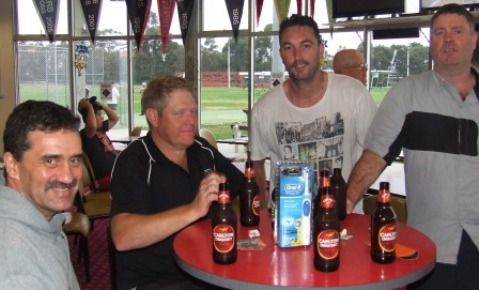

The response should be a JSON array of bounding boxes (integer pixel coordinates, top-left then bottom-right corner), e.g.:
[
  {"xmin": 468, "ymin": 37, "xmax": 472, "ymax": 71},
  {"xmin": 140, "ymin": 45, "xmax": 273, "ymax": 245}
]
[
  {"xmin": 313, "ymin": 186, "xmax": 340, "ymax": 272},
  {"xmin": 330, "ymin": 168, "xmax": 347, "ymax": 220},
  {"xmin": 313, "ymin": 170, "xmax": 330, "ymax": 219},
  {"xmin": 371, "ymin": 182, "xmax": 397, "ymax": 264},
  {"xmin": 212, "ymin": 182, "xmax": 237, "ymax": 264},
  {"xmin": 240, "ymin": 155, "xmax": 260, "ymax": 227}
]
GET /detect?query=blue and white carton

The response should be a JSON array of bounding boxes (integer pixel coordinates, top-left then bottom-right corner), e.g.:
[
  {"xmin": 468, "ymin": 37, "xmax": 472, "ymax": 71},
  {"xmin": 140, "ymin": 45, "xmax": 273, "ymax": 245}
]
[{"xmin": 275, "ymin": 161, "xmax": 313, "ymax": 248}]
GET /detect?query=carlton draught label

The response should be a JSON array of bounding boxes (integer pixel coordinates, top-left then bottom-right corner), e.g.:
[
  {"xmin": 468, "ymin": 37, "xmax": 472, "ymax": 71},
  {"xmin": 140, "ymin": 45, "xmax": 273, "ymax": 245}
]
[
  {"xmin": 213, "ymin": 225, "xmax": 235, "ymax": 253},
  {"xmin": 378, "ymin": 223, "xmax": 397, "ymax": 252},
  {"xmin": 317, "ymin": 229, "xmax": 340, "ymax": 260}
]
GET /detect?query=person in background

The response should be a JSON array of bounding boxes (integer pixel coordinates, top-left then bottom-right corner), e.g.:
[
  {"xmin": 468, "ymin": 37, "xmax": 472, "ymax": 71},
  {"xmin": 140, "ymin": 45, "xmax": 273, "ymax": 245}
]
[
  {"xmin": 110, "ymin": 75, "xmax": 243, "ymax": 290},
  {"xmin": 139, "ymin": 81, "xmax": 147, "ymax": 115},
  {"xmin": 333, "ymin": 48, "xmax": 368, "ymax": 86},
  {"xmin": 346, "ymin": 4, "xmax": 479, "ymax": 289},
  {"xmin": 0, "ymin": 100, "xmax": 82, "ymax": 289},
  {"xmin": 78, "ymin": 96, "xmax": 119, "ymax": 190},
  {"xmin": 249, "ymin": 14, "xmax": 377, "ymax": 210},
  {"xmin": 107, "ymin": 81, "xmax": 120, "ymax": 111}
]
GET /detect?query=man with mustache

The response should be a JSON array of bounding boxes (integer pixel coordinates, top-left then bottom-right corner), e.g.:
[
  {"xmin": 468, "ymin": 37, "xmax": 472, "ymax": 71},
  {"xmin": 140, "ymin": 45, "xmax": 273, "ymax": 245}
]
[
  {"xmin": 249, "ymin": 14, "xmax": 377, "ymax": 211},
  {"xmin": 0, "ymin": 100, "xmax": 82, "ymax": 289}
]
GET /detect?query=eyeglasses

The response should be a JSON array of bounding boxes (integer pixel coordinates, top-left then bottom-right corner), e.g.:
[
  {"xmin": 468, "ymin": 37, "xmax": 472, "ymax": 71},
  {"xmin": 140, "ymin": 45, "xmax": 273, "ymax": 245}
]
[{"xmin": 344, "ymin": 63, "xmax": 368, "ymax": 69}]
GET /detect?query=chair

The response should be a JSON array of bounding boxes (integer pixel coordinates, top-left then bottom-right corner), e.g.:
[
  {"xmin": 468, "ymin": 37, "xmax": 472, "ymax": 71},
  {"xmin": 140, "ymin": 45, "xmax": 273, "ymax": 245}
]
[
  {"xmin": 129, "ymin": 126, "xmax": 142, "ymax": 137},
  {"xmin": 199, "ymin": 128, "xmax": 246, "ymax": 162},
  {"xmin": 199, "ymin": 128, "xmax": 218, "ymax": 149},
  {"xmin": 63, "ymin": 212, "xmax": 91, "ymax": 282},
  {"xmin": 81, "ymin": 153, "xmax": 111, "ymax": 202},
  {"xmin": 363, "ymin": 192, "xmax": 408, "ymax": 224},
  {"xmin": 107, "ymin": 226, "xmax": 117, "ymax": 290}
]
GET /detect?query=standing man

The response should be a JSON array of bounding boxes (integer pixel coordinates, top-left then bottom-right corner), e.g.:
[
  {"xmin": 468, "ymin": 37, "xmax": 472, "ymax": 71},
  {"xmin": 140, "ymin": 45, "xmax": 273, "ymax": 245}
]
[
  {"xmin": 0, "ymin": 101, "xmax": 82, "ymax": 289},
  {"xmin": 249, "ymin": 14, "xmax": 377, "ymax": 209},
  {"xmin": 107, "ymin": 81, "xmax": 120, "ymax": 111},
  {"xmin": 110, "ymin": 75, "xmax": 244, "ymax": 290},
  {"xmin": 78, "ymin": 96, "xmax": 119, "ymax": 190},
  {"xmin": 333, "ymin": 48, "xmax": 368, "ymax": 86},
  {"xmin": 346, "ymin": 4, "xmax": 479, "ymax": 289}
]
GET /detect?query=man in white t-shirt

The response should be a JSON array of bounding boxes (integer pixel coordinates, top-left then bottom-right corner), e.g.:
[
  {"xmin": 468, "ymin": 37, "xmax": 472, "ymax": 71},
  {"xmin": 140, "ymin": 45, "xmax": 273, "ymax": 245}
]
[{"xmin": 249, "ymin": 14, "xmax": 377, "ymax": 211}]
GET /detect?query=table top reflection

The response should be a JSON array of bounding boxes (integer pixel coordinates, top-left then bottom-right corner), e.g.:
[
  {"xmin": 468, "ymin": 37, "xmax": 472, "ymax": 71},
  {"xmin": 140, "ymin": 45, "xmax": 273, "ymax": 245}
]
[{"xmin": 174, "ymin": 211, "xmax": 435, "ymax": 290}]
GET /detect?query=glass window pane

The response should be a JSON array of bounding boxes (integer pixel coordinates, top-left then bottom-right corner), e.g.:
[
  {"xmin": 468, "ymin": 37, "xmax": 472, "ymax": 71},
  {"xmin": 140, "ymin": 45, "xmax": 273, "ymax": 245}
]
[
  {"xmin": 17, "ymin": 41, "xmax": 71, "ymax": 107},
  {"xmin": 203, "ymin": 0, "xmax": 250, "ymax": 31},
  {"xmin": 17, "ymin": 0, "xmax": 68, "ymax": 35},
  {"xmin": 200, "ymin": 37, "xmax": 248, "ymax": 139},
  {"xmin": 370, "ymin": 28, "xmax": 430, "ymax": 104}
]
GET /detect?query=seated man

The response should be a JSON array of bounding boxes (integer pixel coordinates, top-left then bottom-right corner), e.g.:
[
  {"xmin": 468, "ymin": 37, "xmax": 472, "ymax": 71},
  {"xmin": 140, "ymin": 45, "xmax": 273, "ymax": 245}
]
[
  {"xmin": 78, "ymin": 96, "xmax": 119, "ymax": 190},
  {"xmin": 110, "ymin": 75, "xmax": 244, "ymax": 290},
  {"xmin": 0, "ymin": 100, "xmax": 82, "ymax": 289},
  {"xmin": 333, "ymin": 49, "xmax": 368, "ymax": 86}
]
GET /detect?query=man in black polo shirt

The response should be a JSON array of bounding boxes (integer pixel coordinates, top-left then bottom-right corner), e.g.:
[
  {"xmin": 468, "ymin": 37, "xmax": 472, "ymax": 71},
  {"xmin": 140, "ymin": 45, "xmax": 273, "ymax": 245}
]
[{"xmin": 110, "ymin": 76, "xmax": 243, "ymax": 290}]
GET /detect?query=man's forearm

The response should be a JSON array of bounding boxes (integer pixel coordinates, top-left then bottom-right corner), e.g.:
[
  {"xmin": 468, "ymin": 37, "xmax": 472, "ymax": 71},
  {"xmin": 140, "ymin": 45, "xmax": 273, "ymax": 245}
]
[
  {"xmin": 346, "ymin": 150, "xmax": 386, "ymax": 213},
  {"xmin": 252, "ymin": 160, "xmax": 268, "ymax": 209}
]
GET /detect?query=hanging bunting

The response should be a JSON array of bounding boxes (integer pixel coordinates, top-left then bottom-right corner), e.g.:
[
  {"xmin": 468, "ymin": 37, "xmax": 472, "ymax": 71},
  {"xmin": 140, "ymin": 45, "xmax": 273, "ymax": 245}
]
[
  {"xmin": 125, "ymin": 0, "xmax": 152, "ymax": 50},
  {"xmin": 79, "ymin": 0, "xmax": 103, "ymax": 44},
  {"xmin": 224, "ymin": 0, "xmax": 245, "ymax": 43},
  {"xmin": 256, "ymin": 0, "xmax": 264, "ymax": 25},
  {"xmin": 176, "ymin": 0, "xmax": 194, "ymax": 46},
  {"xmin": 274, "ymin": 0, "xmax": 291, "ymax": 23},
  {"xmin": 32, "ymin": 0, "xmax": 60, "ymax": 43},
  {"xmin": 310, "ymin": 0, "xmax": 315, "ymax": 17},
  {"xmin": 158, "ymin": 0, "xmax": 176, "ymax": 54},
  {"xmin": 296, "ymin": 0, "xmax": 302, "ymax": 15}
]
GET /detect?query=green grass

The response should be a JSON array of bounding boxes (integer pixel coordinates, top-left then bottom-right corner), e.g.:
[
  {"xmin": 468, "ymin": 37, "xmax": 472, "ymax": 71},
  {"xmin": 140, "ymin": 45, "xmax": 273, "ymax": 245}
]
[{"xmin": 18, "ymin": 84, "xmax": 389, "ymax": 139}]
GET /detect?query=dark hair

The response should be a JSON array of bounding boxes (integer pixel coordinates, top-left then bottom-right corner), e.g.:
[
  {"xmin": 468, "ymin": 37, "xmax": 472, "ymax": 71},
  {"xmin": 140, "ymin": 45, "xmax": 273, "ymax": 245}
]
[
  {"xmin": 142, "ymin": 75, "xmax": 195, "ymax": 118},
  {"xmin": 430, "ymin": 3, "xmax": 474, "ymax": 31},
  {"xmin": 279, "ymin": 14, "xmax": 322, "ymax": 45},
  {"xmin": 79, "ymin": 96, "xmax": 103, "ymax": 123},
  {"xmin": 3, "ymin": 100, "xmax": 80, "ymax": 161}
]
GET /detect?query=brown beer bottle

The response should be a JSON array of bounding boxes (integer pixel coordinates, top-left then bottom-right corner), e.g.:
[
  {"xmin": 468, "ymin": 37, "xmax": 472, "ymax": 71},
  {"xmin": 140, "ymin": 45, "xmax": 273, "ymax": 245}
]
[
  {"xmin": 314, "ymin": 186, "xmax": 340, "ymax": 272},
  {"xmin": 212, "ymin": 182, "xmax": 237, "ymax": 264},
  {"xmin": 371, "ymin": 182, "xmax": 397, "ymax": 264},
  {"xmin": 330, "ymin": 168, "xmax": 347, "ymax": 220},
  {"xmin": 240, "ymin": 154, "xmax": 260, "ymax": 227},
  {"xmin": 313, "ymin": 170, "xmax": 330, "ymax": 219}
]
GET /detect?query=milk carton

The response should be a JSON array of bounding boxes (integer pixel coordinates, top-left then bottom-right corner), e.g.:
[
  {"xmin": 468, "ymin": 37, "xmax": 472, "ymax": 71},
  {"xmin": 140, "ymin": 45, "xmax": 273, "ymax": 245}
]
[{"xmin": 275, "ymin": 162, "xmax": 313, "ymax": 247}]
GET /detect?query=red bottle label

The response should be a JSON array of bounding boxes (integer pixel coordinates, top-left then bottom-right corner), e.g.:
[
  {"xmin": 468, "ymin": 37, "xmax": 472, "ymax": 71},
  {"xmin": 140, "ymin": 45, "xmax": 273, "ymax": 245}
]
[
  {"xmin": 320, "ymin": 194, "xmax": 335, "ymax": 209},
  {"xmin": 316, "ymin": 229, "xmax": 340, "ymax": 260},
  {"xmin": 213, "ymin": 224, "xmax": 235, "ymax": 253},
  {"xmin": 320, "ymin": 177, "xmax": 330, "ymax": 188},
  {"xmin": 378, "ymin": 223, "xmax": 397, "ymax": 252},
  {"xmin": 252, "ymin": 194, "xmax": 261, "ymax": 216}
]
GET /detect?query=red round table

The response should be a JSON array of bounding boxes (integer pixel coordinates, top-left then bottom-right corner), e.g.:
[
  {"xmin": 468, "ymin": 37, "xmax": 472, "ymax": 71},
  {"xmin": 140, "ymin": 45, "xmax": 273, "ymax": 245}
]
[{"xmin": 174, "ymin": 211, "xmax": 435, "ymax": 289}]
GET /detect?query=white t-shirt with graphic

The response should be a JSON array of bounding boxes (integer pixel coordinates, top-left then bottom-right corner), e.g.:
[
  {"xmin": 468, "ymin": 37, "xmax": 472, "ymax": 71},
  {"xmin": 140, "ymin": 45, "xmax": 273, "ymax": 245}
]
[{"xmin": 250, "ymin": 73, "xmax": 377, "ymax": 210}]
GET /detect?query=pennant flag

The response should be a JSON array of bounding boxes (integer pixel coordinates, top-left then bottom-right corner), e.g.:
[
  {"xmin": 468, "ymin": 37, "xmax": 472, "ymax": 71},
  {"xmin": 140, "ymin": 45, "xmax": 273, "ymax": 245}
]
[
  {"xmin": 79, "ymin": 0, "xmax": 103, "ymax": 44},
  {"xmin": 256, "ymin": 0, "xmax": 264, "ymax": 25},
  {"xmin": 176, "ymin": 0, "xmax": 194, "ymax": 46},
  {"xmin": 310, "ymin": 0, "xmax": 315, "ymax": 17},
  {"xmin": 158, "ymin": 0, "xmax": 176, "ymax": 54},
  {"xmin": 274, "ymin": 0, "xmax": 291, "ymax": 23},
  {"xmin": 125, "ymin": 0, "xmax": 152, "ymax": 50},
  {"xmin": 296, "ymin": 0, "xmax": 302, "ymax": 15},
  {"xmin": 32, "ymin": 0, "xmax": 60, "ymax": 43},
  {"xmin": 224, "ymin": 0, "xmax": 245, "ymax": 43}
]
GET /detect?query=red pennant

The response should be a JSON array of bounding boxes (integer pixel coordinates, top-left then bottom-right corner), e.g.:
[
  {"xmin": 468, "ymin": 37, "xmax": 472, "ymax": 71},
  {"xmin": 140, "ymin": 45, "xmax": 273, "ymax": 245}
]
[
  {"xmin": 224, "ymin": 0, "xmax": 245, "ymax": 43},
  {"xmin": 310, "ymin": 0, "xmax": 315, "ymax": 17},
  {"xmin": 125, "ymin": 0, "xmax": 152, "ymax": 50},
  {"xmin": 32, "ymin": 0, "xmax": 60, "ymax": 43},
  {"xmin": 79, "ymin": 0, "xmax": 103, "ymax": 44},
  {"xmin": 297, "ymin": 0, "xmax": 302, "ymax": 15},
  {"xmin": 176, "ymin": 0, "xmax": 194, "ymax": 46},
  {"xmin": 256, "ymin": 0, "xmax": 264, "ymax": 25},
  {"xmin": 158, "ymin": 0, "xmax": 176, "ymax": 54}
]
